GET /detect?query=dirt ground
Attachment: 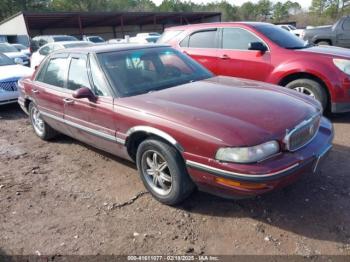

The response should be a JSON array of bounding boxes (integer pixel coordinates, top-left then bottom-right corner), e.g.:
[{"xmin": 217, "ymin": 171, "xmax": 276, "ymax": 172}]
[{"xmin": 0, "ymin": 103, "xmax": 349, "ymax": 256}]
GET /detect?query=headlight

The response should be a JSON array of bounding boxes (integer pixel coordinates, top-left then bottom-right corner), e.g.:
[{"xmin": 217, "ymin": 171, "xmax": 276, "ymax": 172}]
[
  {"xmin": 215, "ymin": 141, "xmax": 280, "ymax": 164},
  {"xmin": 333, "ymin": 59, "xmax": 350, "ymax": 75}
]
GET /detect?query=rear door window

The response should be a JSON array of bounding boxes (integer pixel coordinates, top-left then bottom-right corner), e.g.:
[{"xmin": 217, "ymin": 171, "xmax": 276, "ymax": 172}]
[
  {"xmin": 187, "ymin": 29, "xmax": 218, "ymax": 48},
  {"xmin": 41, "ymin": 57, "xmax": 69, "ymax": 88}
]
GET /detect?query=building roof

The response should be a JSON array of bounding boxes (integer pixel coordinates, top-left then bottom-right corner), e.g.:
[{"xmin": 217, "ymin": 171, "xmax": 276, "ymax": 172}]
[{"xmin": 3, "ymin": 11, "xmax": 221, "ymax": 30}]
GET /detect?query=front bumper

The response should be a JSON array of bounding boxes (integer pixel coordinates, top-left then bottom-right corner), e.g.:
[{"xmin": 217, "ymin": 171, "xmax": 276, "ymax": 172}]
[
  {"xmin": 0, "ymin": 91, "xmax": 19, "ymax": 106},
  {"xmin": 185, "ymin": 117, "xmax": 334, "ymax": 199}
]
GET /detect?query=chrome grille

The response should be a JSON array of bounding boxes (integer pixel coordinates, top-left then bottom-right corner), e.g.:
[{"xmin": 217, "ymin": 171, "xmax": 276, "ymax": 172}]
[
  {"xmin": 0, "ymin": 80, "xmax": 18, "ymax": 92},
  {"xmin": 284, "ymin": 114, "xmax": 321, "ymax": 151}
]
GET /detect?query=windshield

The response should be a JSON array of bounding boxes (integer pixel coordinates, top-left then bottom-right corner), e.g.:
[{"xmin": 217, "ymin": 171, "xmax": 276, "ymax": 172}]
[
  {"xmin": 146, "ymin": 37, "xmax": 159, "ymax": 43},
  {"xmin": 253, "ymin": 24, "xmax": 309, "ymax": 49},
  {"xmin": 88, "ymin": 36, "xmax": 105, "ymax": 43},
  {"xmin": 13, "ymin": 44, "xmax": 27, "ymax": 50},
  {"xmin": 98, "ymin": 47, "xmax": 213, "ymax": 97},
  {"xmin": 53, "ymin": 36, "xmax": 78, "ymax": 42},
  {"xmin": 0, "ymin": 53, "xmax": 15, "ymax": 66},
  {"xmin": 0, "ymin": 43, "xmax": 19, "ymax": 53},
  {"xmin": 157, "ymin": 30, "xmax": 183, "ymax": 43}
]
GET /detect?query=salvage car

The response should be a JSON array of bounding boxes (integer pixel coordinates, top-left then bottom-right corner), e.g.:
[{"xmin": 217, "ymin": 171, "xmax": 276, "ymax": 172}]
[
  {"xmin": 0, "ymin": 43, "xmax": 30, "ymax": 66},
  {"xmin": 0, "ymin": 53, "xmax": 33, "ymax": 105},
  {"xmin": 160, "ymin": 22, "xmax": 350, "ymax": 113},
  {"xmin": 18, "ymin": 44, "xmax": 333, "ymax": 205}
]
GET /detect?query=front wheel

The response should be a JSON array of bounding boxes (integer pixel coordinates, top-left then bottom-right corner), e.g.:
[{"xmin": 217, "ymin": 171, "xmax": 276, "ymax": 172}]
[
  {"xmin": 136, "ymin": 138, "xmax": 195, "ymax": 205},
  {"xmin": 285, "ymin": 79, "xmax": 328, "ymax": 110},
  {"xmin": 29, "ymin": 102, "xmax": 57, "ymax": 140}
]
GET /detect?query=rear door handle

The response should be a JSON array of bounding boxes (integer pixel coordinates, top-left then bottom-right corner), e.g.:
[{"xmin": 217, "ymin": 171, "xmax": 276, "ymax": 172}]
[
  {"xmin": 32, "ymin": 89, "xmax": 39, "ymax": 94},
  {"xmin": 63, "ymin": 98, "xmax": 74, "ymax": 104},
  {"xmin": 220, "ymin": 54, "xmax": 230, "ymax": 60}
]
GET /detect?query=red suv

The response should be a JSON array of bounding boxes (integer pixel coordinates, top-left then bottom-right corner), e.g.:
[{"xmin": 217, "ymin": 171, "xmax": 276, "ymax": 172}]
[{"xmin": 159, "ymin": 22, "xmax": 350, "ymax": 113}]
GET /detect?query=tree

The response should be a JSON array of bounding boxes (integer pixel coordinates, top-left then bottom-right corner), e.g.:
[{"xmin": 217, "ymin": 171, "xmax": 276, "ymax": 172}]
[
  {"xmin": 239, "ymin": 2, "xmax": 257, "ymax": 20},
  {"xmin": 256, "ymin": 0, "xmax": 273, "ymax": 21},
  {"xmin": 273, "ymin": 2, "xmax": 289, "ymax": 22}
]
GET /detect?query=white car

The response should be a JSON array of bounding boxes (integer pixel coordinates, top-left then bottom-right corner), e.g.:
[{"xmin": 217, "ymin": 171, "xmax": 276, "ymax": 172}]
[
  {"xmin": 30, "ymin": 41, "xmax": 93, "ymax": 69},
  {"xmin": 277, "ymin": 24, "xmax": 304, "ymax": 38},
  {"xmin": 12, "ymin": 43, "xmax": 31, "ymax": 57},
  {"xmin": 0, "ymin": 53, "xmax": 33, "ymax": 105},
  {"xmin": 0, "ymin": 43, "xmax": 30, "ymax": 66},
  {"xmin": 129, "ymin": 32, "xmax": 161, "ymax": 44}
]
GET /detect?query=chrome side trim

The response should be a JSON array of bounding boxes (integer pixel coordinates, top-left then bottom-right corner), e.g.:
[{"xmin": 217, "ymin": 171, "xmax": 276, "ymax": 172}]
[
  {"xmin": 186, "ymin": 160, "xmax": 300, "ymax": 179},
  {"xmin": 40, "ymin": 111, "xmax": 125, "ymax": 144},
  {"xmin": 125, "ymin": 126, "xmax": 184, "ymax": 152}
]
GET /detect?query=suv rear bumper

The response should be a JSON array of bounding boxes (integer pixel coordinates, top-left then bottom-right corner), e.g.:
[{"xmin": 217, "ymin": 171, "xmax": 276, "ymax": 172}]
[{"xmin": 332, "ymin": 101, "xmax": 350, "ymax": 113}]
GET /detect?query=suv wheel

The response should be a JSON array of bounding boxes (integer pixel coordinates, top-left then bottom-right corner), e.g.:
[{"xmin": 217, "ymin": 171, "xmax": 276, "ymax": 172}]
[
  {"xmin": 29, "ymin": 102, "xmax": 57, "ymax": 140},
  {"xmin": 285, "ymin": 78, "xmax": 328, "ymax": 110},
  {"xmin": 136, "ymin": 138, "xmax": 195, "ymax": 205}
]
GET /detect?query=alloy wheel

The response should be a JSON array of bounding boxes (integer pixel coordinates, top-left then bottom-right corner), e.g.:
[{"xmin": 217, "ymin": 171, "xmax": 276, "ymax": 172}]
[
  {"xmin": 141, "ymin": 150, "xmax": 172, "ymax": 196},
  {"xmin": 31, "ymin": 105, "xmax": 45, "ymax": 136},
  {"xmin": 294, "ymin": 86, "xmax": 316, "ymax": 99}
]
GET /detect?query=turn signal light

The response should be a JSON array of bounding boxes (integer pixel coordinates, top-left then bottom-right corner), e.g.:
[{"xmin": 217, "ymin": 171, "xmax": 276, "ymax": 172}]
[{"xmin": 215, "ymin": 177, "xmax": 268, "ymax": 190}]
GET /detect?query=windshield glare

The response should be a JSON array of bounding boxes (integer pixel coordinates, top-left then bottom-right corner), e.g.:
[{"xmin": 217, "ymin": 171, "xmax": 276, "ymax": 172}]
[
  {"xmin": 0, "ymin": 43, "xmax": 19, "ymax": 53},
  {"xmin": 98, "ymin": 47, "xmax": 213, "ymax": 97},
  {"xmin": 253, "ymin": 24, "xmax": 308, "ymax": 49},
  {"xmin": 0, "ymin": 53, "xmax": 15, "ymax": 66}
]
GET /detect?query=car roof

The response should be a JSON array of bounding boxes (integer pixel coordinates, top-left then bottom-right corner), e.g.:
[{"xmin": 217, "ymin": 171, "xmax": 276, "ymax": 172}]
[
  {"xmin": 40, "ymin": 41, "xmax": 89, "ymax": 48},
  {"xmin": 165, "ymin": 22, "xmax": 272, "ymax": 30},
  {"xmin": 56, "ymin": 43, "xmax": 170, "ymax": 54}
]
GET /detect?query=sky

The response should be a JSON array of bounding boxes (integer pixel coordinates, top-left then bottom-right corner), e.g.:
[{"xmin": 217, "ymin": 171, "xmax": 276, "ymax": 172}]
[{"xmin": 151, "ymin": 0, "xmax": 312, "ymax": 10}]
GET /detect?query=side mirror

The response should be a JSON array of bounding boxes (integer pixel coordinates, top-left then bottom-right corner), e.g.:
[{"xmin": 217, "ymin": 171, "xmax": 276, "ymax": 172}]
[
  {"xmin": 14, "ymin": 57, "xmax": 24, "ymax": 65},
  {"xmin": 72, "ymin": 87, "xmax": 96, "ymax": 101},
  {"xmin": 248, "ymin": 42, "xmax": 268, "ymax": 53}
]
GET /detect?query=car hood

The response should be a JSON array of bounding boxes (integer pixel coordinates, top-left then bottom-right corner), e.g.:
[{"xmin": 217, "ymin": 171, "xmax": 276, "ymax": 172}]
[
  {"xmin": 0, "ymin": 65, "xmax": 34, "ymax": 80},
  {"xmin": 298, "ymin": 45, "xmax": 350, "ymax": 58},
  {"xmin": 305, "ymin": 25, "xmax": 332, "ymax": 33},
  {"xmin": 3, "ymin": 52, "xmax": 28, "ymax": 59},
  {"xmin": 119, "ymin": 76, "xmax": 320, "ymax": 146}
]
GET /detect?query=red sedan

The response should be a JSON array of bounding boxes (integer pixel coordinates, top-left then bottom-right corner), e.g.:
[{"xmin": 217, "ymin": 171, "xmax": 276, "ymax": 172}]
[
  {"xmin": 18, "ymin": 44, "xmax": 333, "ymax": 205},
  {"xmin": 159, "ymin": 22, "xmax": 350, "ymax": 113}
]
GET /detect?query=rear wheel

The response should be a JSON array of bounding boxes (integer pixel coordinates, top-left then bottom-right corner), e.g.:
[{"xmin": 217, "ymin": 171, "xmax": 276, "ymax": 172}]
[
  {"xmin": 285, "ymin": 78, "xmax": 328, "ymax": 110},
  {"xmin": 136, "ymin": 138, "xmax": 195, "ymax": 205},
  {"xmin": 29, "ymin": 102, "xmax": 57, "ymax": 140}
]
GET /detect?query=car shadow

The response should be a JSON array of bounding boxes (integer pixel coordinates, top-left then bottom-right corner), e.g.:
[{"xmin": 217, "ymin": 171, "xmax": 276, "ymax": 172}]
[
  {"xmin": 50, "ymin": 134, "xmax": 137, "ymax": 170},
  {"xmin": 0, "ymin": 103, "xmax": 26, "ymax": 120},
  {"xmin": 178, "ymin": 143, "xmax": 350, "ymax": 245}
]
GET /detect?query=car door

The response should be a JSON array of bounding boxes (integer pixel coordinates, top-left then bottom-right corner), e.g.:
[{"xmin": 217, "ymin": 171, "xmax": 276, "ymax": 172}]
[
  {"xmin": 217, "ymin": 27, "xmax": 273, "ymax": 82},
  {"xmin": 336, "ymin": 17, "xmax": 350, "ymax": 48},
  {"xmin": 30, "ymin": 53, "xmax": 71, "ymax": 134},
  {"xmin": 62, "ymin": 53, "xmax": 122, "ymax": 155},
  {"xmin": 179, "ymin": 28, "xmax": 220, "ymax": 75}
]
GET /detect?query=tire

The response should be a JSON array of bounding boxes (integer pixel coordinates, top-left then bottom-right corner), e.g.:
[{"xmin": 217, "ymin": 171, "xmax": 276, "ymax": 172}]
[
  {"xmin": 29, "ymin": 102, "xmax": 57, "ymax": 140},
  {"xmin": 316, "ymin": 40, "xmax": 331, "ymax": 46},
  {"xmin": 136, "ymin": 138, "xmax": 195, "ymax": 205},
  {"xmin": 285, "ymin": 78, "xmax": 328, "ymax": 110}
]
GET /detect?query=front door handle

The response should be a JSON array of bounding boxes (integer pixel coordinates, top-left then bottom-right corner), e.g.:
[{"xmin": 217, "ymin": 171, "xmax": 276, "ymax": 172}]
[
  {"xmin": 63, "ymin": 98, "xmax": 74, "ymax": 104},
  {"xmin": 220, "ymin": 54, "xmax": 230, "ymax": 60},
  {"xmin": 32, "ymin": 89, "xmax": 39, "ymax": 94}
]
